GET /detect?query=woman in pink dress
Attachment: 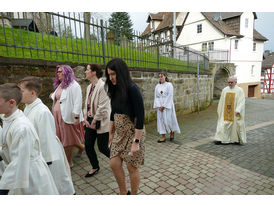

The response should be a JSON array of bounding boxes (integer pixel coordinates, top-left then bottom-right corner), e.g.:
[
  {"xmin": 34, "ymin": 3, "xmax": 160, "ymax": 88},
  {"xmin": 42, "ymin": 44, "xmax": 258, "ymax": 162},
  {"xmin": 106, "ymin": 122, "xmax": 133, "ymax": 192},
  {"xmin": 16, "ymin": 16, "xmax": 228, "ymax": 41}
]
[{"xmin": 51, "ymin": 65, "xmax": 85, "ymax": 168}]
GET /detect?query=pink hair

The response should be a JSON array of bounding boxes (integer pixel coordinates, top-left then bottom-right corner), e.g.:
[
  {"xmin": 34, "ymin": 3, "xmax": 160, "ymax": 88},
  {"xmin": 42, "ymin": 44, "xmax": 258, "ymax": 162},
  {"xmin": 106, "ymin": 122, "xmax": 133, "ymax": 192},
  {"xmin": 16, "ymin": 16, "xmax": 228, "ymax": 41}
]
[{"xmin": 53, "ymin": 65, "xmax": 77, "ymax": 90}]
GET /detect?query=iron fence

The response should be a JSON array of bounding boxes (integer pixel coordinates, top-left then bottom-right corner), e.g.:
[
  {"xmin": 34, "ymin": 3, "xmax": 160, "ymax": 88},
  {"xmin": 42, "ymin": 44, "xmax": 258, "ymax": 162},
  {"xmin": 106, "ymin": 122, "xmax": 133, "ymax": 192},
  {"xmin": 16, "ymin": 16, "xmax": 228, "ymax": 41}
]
[{"xmin": 0, "ymin": 12, "xmax": 210, "ymax": 72}]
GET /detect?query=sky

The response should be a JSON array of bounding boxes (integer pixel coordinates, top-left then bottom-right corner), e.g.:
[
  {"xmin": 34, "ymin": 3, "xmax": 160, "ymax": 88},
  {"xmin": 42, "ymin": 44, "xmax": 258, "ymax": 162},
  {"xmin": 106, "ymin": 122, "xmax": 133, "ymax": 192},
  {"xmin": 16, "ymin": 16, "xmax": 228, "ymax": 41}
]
[{"xmin": 129, "ymin": 12, "xmax": 274, "ymax": 52}]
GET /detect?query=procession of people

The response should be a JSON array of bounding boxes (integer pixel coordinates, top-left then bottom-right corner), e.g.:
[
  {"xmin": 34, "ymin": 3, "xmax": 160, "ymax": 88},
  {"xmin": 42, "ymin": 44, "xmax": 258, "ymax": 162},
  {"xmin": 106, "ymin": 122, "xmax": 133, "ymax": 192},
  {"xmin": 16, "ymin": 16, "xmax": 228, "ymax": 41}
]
[{"xmin": 0, "ymin": 57, "xmax": 247, "ymax": 195}]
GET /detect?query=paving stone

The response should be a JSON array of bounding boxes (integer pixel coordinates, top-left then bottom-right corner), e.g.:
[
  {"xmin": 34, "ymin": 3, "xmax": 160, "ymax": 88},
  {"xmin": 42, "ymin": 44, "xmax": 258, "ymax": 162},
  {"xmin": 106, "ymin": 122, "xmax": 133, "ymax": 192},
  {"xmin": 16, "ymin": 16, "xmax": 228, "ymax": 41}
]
[{"xmin": 69, "ymin": 99, "xmax": 274, "ymax": 195}]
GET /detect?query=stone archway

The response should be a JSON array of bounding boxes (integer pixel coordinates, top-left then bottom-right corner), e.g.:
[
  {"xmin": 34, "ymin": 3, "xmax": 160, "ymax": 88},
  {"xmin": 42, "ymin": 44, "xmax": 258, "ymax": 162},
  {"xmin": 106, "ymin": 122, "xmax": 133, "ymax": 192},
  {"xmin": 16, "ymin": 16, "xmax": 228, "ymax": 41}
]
[{"xmin": 212, "ymin": 63, "xmax": 236, "ymax": 99}]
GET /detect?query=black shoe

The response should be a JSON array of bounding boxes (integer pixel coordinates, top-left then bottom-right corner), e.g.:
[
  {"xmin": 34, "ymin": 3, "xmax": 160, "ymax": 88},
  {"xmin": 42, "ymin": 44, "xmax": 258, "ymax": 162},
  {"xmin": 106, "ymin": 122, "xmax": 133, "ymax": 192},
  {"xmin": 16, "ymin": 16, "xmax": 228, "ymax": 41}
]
[
  {"xmin": 85, "ymin": 167, "xmax": 100, "ymax": 178},
  {"xmin": 157, "ymin": 139, "xmax": 166, "ymax": 143},
  {"xmin": 127, "ymin": 190, "xmax": 131, "ymax": 195},
  {"xmin": 214, "ymin": 141, "xmax": 222, "ymax": 145}
]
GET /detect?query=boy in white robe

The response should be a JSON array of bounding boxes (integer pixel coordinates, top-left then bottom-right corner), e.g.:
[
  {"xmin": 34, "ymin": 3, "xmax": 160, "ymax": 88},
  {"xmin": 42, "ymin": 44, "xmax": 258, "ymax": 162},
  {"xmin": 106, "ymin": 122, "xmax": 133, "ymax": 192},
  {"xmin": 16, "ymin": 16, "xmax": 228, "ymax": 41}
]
[
  {"xmin": 0, "ymin": 83, "xmax": 59, "ymax": 195},
  {"xmin": 18, "ymin": 77, "xmax": 75, "ymax": 195},
  {"xmin": 214, "ymin": 76, "xmax": 247, "ymax": 145},
  {"xmin": 153, "ymin": 72, "xmax": 181, "ymax": 143},
  {"xmin": 0, "ymin": 123, "xmax": 6, "ymax": 178}
]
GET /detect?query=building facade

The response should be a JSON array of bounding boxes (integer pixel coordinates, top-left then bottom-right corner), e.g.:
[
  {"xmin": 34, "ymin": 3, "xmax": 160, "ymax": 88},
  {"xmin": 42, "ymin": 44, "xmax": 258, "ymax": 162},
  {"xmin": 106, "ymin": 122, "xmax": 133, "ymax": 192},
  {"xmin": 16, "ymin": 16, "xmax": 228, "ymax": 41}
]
[{"xmin": 177, "ymin": 12, "xmax": 267, "ymax": 98}]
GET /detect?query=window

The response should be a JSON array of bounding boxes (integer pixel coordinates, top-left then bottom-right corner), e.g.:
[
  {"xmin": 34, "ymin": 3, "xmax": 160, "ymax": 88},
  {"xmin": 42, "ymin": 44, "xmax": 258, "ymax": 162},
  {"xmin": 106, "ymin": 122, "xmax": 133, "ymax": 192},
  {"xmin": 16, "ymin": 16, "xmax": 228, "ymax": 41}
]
[
  {"xmin": 202, "ymin": 43, "xmax": 207, "ymax": 51},
  {"xmin": 209, "ymin": 42, "xmax": 214, "ymax": 51},
  {"xmin": 161, "ymin": 32, "xmax": 164, "ymax": 39},
  {"xmin": 235, "ymin": 40, "xmax": 238, "ymax": 49},
  {"xmin": 197, "ymin": 24, "xmax": 202, "ymax": 33},
  {"xmin": 150, "ymin": 21, "xmax": 155, "ymax": 30},
  {"xmin": 251, "ymin": 65, "xmax": 254, "ymax": 75},
  {"xmin": 167, "ymin": 30, "xmax": 170, "ymax": 38},
  {"xmin": 245, "ymin": 18, "xmax": 248, "ymax": 28},
  {"xmin": 253, "ymin": 43, "xmax": 256, "ymax": 51}
]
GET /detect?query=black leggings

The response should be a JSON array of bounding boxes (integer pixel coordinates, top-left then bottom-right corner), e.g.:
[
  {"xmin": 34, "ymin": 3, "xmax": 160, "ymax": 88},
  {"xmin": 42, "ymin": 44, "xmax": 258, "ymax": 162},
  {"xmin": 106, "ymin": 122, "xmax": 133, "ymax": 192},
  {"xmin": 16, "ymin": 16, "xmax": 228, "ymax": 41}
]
[{"xmin": 84, "ymin": 128, "xmax": 110, "ymax": 169}]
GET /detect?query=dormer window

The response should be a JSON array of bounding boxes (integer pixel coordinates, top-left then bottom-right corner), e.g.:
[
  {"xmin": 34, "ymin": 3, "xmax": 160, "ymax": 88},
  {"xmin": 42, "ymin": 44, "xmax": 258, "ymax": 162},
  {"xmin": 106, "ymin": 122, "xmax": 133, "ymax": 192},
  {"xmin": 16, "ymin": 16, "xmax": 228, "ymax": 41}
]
[{"xmin": 150, "ymin": 21, "xmax": 155, "ymax": 30}]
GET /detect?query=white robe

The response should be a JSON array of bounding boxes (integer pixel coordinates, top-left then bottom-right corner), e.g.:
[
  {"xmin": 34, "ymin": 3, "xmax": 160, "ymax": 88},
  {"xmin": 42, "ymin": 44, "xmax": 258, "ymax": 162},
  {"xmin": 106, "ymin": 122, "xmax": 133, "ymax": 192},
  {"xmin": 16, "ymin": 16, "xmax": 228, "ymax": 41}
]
[
  {"xmin": 24, "ymin": 98, "xmax": 75, "ymax": 195},
  {"xmin": 214, "ymin": 85, "xmax": 247, "ymax": 144},
  {"xmin": 0, "ymin": 125, "xmax": 6, "ymax": 177},
  {"xmin": 153, "ymin": 82, "xmax": 181, "ymax": 134},
  {"xmin": 0, "ymin": 109, "xmax": 59, "ymax": 195}
]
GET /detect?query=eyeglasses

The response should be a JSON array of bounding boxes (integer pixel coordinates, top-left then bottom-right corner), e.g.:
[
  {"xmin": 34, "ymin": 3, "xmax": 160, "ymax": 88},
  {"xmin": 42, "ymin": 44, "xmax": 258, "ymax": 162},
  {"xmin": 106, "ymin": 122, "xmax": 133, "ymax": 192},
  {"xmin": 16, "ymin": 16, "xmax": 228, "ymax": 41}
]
[
  {"xmin": 228, "ymin": 81, "xmax": 234, "ymax": 84},
  {"xmin": 57, "ymin": 71, "xmax": 63, "ymax": 74}
]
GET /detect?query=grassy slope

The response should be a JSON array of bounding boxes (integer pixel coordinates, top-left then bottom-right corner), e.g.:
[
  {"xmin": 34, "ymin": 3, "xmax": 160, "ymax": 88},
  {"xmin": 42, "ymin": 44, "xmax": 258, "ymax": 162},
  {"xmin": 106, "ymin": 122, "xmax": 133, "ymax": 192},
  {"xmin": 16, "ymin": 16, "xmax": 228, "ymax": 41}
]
[{"xmin": 0, "ymin": 26, "xmax": 203, "ymax": 72}]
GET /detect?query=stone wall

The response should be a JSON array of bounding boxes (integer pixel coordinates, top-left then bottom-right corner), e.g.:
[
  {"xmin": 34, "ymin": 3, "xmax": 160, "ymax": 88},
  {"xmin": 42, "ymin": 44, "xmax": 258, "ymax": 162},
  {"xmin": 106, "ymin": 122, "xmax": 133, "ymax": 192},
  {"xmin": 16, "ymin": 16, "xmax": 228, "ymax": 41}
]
[{"xmin": 0, "ymin": 57, "xmax": 214, "ymax": 123}]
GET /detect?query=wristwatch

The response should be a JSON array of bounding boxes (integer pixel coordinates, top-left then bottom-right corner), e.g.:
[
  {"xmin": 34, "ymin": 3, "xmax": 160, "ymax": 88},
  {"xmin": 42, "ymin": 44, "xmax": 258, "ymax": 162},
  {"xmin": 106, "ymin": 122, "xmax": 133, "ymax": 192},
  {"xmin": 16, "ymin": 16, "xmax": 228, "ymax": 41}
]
[{"xmin": 134, "ymin": 139, "xmax": 140, "ymax": 143}]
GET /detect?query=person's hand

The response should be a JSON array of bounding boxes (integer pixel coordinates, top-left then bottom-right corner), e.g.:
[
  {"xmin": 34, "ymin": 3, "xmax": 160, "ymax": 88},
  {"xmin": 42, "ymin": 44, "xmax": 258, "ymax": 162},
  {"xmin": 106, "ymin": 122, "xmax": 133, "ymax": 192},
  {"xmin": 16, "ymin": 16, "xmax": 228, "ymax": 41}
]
[
  {"xmin": 84, "ymin": 119, "xmax": 92, "ymax": 128},
  {"xmin": 90, "ymin": 123, "xmax": 96, "ymax": 130},
  {"xmin": 108, "ymin": 133, "xmax": 114, "ymax": 147},
  {"xmin": 158, "ymin": 106, "xmax": 165, "ymax": 111},
  {"xmin": 130, "ymin": 141, "xmax": 140, "ymax": 156},
  {"xmin": 74, "ymin": 118, "xmax": 80, "ymax": 125}
]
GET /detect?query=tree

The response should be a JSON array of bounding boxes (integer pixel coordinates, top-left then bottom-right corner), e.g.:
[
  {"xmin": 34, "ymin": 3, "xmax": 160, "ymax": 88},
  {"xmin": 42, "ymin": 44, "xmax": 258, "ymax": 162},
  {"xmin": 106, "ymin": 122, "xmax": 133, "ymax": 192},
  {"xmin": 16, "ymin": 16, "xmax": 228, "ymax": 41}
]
[{"xmin": 108, "ymin": 12, "xmax": 133, "ymax": 45}]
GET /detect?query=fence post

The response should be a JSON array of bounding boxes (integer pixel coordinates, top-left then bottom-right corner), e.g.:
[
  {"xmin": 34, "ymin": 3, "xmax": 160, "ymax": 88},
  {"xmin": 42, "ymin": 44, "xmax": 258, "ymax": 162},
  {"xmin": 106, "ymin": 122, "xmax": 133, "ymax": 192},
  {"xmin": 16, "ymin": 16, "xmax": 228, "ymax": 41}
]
[
  {"xmin": 157, "ymin": 42, "xmax": 160, "ymax": 69},
  {"xmin": 187, "ymin": 47, "xmax": 189, "ymax": 72},
  {"xmin": 197, "ymin": 55, "xmax": 200, "ymax": 114},
  {"xmin": 100, "ymin": 19, "xmax": 106, "ymax": 66}
]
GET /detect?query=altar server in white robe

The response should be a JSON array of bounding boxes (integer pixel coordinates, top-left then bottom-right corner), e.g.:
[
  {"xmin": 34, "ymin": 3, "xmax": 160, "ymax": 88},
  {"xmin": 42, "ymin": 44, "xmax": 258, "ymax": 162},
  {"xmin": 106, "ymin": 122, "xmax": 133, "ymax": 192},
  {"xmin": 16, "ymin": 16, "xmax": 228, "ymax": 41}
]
[
  {"xmin": 0, "ymin": 123, "xmax": 6, "ymax": 178},
  {"xmin": 18, "ymin": 77, "xmax": 75, "ymax": 195},
  {"xmin": 153, "ymin": 72, "xmax": 180, "ymax": 143},
  {"xmin": 214, "ymin": 76, "xmax": 247, "ymax": 145},
  {"xmin": 0, "ymin": 83, "xmax": 58, "ymax": 195}
]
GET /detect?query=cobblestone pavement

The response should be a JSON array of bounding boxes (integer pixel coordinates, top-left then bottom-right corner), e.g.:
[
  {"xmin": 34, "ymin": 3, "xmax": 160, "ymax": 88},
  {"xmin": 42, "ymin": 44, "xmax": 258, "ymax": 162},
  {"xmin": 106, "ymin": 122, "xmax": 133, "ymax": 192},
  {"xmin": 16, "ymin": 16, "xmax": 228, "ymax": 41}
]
[{"xmin": 71, "ymin": 98, "xmax": 274, "ymax": 195}]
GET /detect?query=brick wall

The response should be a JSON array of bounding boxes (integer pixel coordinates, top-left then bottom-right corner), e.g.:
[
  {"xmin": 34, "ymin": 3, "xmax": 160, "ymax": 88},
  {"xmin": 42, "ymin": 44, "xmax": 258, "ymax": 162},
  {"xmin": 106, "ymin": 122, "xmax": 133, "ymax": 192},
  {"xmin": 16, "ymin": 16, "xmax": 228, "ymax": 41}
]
[{"xmin": 0, "ymin": 57, "xmax": 215, "ymax": 123}]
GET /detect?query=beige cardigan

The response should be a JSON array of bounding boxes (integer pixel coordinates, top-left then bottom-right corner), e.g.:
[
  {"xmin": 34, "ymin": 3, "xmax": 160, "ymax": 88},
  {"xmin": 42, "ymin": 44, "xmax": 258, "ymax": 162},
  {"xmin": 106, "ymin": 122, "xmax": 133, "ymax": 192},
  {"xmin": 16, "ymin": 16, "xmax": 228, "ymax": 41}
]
[{"xmin": 83, "ymin": 78, "xmax": 111, "ymax": 134}]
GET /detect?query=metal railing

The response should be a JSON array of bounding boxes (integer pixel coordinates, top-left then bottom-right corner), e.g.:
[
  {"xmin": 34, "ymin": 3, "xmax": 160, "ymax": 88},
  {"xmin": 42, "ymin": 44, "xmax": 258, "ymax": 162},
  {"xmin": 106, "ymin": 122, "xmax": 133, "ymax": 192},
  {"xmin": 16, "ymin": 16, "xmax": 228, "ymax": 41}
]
[{"xmin": 0, "ymin": 12, "xmax": 210, "ymax": 72}]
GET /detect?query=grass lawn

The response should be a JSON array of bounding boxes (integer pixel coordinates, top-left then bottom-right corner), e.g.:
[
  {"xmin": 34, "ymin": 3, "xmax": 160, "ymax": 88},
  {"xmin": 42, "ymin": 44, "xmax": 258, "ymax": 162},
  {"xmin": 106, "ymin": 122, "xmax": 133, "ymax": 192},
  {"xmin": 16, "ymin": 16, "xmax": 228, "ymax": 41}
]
[{"xmin": 0, "ymin": 26, "xmax": 207, "ymax": 72}]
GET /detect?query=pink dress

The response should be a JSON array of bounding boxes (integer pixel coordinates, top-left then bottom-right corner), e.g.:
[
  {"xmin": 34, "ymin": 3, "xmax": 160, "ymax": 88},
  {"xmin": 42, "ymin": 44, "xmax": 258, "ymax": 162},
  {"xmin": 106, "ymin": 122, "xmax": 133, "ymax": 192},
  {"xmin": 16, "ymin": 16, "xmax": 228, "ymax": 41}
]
[{"xmin": 52, "ymin": 86, "xmax": 84, "ymax": 147}]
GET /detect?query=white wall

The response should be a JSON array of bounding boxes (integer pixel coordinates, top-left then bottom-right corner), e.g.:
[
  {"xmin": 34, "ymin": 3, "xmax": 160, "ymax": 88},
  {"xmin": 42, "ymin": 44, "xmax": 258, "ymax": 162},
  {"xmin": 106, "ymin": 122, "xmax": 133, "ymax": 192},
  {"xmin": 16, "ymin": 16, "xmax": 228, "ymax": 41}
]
[
  {"xmin": 230, "ymin": 12, "xmax": 265, "ymax": 84},
  {"xmin": 177, "ymin": 12, "xmax": 225, "ymax": 49},
  {"xmin": 234, "ymin": 61, "xmax": 262, "ymax": 83},
  {"xmin": 177, "ymin": 12, "xmax": 265, "ymax": 85}
]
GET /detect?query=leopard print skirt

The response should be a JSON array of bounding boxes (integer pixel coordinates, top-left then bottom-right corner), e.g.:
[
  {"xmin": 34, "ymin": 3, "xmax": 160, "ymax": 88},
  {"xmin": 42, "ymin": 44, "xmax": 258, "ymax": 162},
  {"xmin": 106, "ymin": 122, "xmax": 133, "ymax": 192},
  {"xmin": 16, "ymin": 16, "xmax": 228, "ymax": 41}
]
[{"xmin": 110, "ymin": 114, "xmax": 145, "ymax": 168}]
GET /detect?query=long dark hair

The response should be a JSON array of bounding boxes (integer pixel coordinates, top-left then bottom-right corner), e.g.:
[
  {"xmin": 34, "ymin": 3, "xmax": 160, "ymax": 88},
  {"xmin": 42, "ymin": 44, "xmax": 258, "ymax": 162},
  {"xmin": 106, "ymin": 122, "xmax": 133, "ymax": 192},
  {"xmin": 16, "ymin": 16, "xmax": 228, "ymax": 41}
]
[{"xmin": 105, "ymin": 58, "xmax": 132, "ymax": 101}]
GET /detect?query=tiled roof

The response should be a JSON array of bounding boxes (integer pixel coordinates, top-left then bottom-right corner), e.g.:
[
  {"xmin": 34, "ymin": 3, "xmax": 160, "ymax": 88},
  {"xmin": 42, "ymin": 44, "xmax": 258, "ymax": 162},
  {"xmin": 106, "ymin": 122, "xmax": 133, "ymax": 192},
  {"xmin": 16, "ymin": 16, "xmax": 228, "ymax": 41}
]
[
  {"xmin": 148, "ymin": 13, "xmax": 164, "ymax": 22},
  {"xmin": 202, "ymin": 12, "xmax": 243, "ymax": 38},
  {"xmin": 219, "ymin": 12, "xmax": 257, "ymax": 20},
  {"xmin": 220, "ymin": 12, "xmax": 243, "ymax": 20},
  {"xmin": 253, "ymin": 29, "xmax": 268, "ymax": 41},
  {"xmin": 142, "ymin": 12, "xmax": 178, "ymax": 36},
  {"xmin": 262, "ymin": 52, "xmax": 274, "ymax": 68}
]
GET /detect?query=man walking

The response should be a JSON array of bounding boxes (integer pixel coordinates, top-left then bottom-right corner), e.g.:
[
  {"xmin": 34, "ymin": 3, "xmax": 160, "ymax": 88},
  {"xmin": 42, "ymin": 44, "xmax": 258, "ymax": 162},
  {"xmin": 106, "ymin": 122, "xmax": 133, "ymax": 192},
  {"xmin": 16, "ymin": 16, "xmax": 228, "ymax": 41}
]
[{"xmin": 214, "ymin": 76, "xmax": 247, "ymax": 145}]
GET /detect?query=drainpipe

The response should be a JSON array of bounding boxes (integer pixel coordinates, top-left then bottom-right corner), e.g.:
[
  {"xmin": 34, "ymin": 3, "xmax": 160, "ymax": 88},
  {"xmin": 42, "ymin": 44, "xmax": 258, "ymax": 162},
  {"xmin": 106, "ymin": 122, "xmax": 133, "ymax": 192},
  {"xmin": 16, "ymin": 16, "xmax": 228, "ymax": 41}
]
[{"xmin": 173, "ymin": 12, "xmax": 176, "ymax": 58}]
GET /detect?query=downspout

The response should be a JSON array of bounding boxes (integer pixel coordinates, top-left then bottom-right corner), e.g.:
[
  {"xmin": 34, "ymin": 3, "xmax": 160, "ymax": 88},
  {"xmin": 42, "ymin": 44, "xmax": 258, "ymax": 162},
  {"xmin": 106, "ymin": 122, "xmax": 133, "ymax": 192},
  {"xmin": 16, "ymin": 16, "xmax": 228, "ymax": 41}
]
[{"xmin": 173, "ymin": 12, "xmax": 176, "ymax": 58}]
